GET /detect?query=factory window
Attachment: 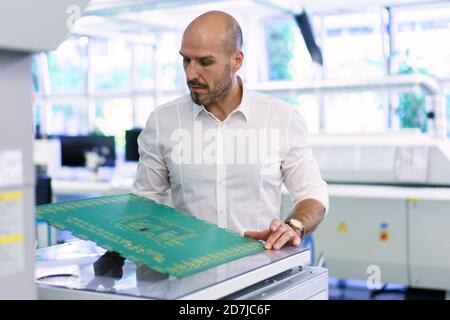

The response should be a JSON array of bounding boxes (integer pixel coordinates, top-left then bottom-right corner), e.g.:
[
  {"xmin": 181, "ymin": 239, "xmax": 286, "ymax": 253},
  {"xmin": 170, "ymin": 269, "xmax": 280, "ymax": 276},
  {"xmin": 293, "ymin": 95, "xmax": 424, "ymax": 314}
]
[
  {"xmin": 47, "ymin": 38, "xmax": 86, "ymax": 93},
  {"xmin": 264, "ymin": 17, "xmax": 318, "ymax": 81},
  {"xmin": 320, "ymin": 11, "xmax": 388, "ymax": 134},
  {"xmin": 263, "ymin": 11, "xmax": 389, "ymax": 134},
  {"xmin": 134, "ymin": 43, "xmax": 155, "ymax": 90},
  {"xmin": 390, "ymin": 5, "xmax": 450, "ymax": 134},
  {"xmin": 322, "ymin": 11, "xmax": 387, "ymax": 80},
  {"xmin": 32, "ymin": 7, "xmax": 450, "ymax": 143},
  {"xmin": 159, "ymin": 32, "xmax": 185, "ymax": 91},
  {"xmin": 392, "ymin": 5, "xmax": 450, "ymax": 79},
  {"xmin": 34, "ymin": 34, "xmax": 182, "ymax": 159},
  {"xmin": 91, "ymin": 38, "xmax": 132, "ymax": 91},
  {"xmin": 94, "ymin": 98, "xmax": 133, "ymax": 151},
  {"xmin": 50, "ymin": 103, "xmax": 88, "ymax": 136}
]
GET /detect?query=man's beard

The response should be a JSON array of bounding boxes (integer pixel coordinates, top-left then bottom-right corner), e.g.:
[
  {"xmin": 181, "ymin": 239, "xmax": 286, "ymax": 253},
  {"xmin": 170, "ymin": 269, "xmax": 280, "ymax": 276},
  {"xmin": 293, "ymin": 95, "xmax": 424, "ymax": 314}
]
[{"xmin": 189, "ymin": 75, "xmax": 232, "ymax": 107}]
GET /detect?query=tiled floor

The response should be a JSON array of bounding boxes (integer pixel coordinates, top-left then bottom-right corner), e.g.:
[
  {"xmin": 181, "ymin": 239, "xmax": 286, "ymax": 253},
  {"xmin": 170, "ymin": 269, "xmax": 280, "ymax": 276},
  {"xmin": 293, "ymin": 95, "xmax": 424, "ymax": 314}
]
[{"xmin": 328, "ymin": 278, "xmax": 447, "ymax": 300}]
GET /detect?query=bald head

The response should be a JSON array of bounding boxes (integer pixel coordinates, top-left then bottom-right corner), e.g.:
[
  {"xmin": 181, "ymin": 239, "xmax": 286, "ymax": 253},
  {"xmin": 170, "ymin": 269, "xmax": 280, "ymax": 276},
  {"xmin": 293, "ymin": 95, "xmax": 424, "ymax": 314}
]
[
  {"xmin": 183, "ymin": 11, "xmax": 243, "ymax": 55},
  {"xmin": 180, "ymin": 11, "xmax": 244, "ymax": 108}
]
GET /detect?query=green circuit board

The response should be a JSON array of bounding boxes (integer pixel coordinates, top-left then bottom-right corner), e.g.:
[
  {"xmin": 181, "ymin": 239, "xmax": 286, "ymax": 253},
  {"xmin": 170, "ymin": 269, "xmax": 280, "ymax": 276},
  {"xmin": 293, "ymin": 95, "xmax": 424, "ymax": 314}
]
[{"xmin": 36, "ymin": 193, "xmax": 264, "ymax": 277}]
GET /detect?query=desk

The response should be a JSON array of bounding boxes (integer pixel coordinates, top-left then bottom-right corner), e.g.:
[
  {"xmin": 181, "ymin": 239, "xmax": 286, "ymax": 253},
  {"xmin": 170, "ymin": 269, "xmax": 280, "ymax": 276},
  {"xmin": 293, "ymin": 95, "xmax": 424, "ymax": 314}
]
[
  {"xmin": 36, "ymin": 240, "xmax": 328, "ymax": 300},
  {"xmin": 48, "ymin": 168, "xmax": 450, "ymax": 293}
]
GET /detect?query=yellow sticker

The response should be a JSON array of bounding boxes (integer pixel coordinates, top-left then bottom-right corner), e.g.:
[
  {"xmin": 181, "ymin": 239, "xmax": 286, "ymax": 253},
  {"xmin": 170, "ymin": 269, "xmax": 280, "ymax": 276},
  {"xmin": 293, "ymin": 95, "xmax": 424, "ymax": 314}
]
[
  {"xmin": 0, "ymin": 233, "xmax": 24, "ymax": 245},
  {"xmin": 407, "ymin": 198, "xmax": 418, "ymax": 203},
  {"xmin": 0, "ymin": 191, "xmax": 23, "ymax": 202},
  {"xmin": 337, "ymin": 222, "xmax": 348, "ymax": 233},
  {"xmin": 379, "ymin": 231, "xmax": 389, "ymax": 241}
]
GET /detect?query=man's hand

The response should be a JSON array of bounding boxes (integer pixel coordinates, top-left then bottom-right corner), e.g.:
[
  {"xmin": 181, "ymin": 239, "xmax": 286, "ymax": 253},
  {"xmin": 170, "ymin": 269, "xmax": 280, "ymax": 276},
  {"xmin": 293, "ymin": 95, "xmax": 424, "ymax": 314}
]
[{"xmin": 244, "ymin": 219, "xmax": 301, "ymax": 250}]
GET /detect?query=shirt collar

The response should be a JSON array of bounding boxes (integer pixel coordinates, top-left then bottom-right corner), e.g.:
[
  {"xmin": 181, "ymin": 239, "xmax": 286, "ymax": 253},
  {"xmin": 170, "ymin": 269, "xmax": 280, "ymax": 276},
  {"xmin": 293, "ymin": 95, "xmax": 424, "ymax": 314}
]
[{"xmin": 192, "ymin": 76, "xmax": 250, "ymax": 122}]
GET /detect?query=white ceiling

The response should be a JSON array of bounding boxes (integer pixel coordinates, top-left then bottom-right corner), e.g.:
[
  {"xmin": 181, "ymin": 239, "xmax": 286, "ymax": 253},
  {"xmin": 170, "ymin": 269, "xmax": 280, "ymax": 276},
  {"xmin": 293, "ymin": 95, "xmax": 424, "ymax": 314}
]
[
  {"xmin": 74, "ymin": 0, "xmax": 447, "ymax": 37},
  {"xmin": 110, "ymin": 0, "xmax": 280, "ymax": 32},
  {"xmin": 86, "ymin": 0, "xmax": 445, "ymax": 15},
  {"xmin": 267, "ymin": 0, "xmax": 444, "ymax": 14}
]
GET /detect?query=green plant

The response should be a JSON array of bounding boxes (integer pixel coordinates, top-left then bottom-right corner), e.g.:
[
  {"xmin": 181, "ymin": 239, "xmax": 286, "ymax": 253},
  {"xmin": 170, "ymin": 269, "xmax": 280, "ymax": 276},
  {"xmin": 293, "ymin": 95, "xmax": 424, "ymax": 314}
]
[
  {"xmin": 265, "ymin": 22, "xmax": 295, "ymax": 81},
  {"xmin": 395, "ymin": 49, "xmax": 429, "ymax": 132}
]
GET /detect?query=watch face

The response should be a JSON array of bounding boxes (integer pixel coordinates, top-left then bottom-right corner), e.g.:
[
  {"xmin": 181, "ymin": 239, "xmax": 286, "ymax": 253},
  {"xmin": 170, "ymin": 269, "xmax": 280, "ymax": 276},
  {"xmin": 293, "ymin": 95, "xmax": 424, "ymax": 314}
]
[{"xmin": 290, "ymin": 219, "xmax": 302, "ymax": 229}]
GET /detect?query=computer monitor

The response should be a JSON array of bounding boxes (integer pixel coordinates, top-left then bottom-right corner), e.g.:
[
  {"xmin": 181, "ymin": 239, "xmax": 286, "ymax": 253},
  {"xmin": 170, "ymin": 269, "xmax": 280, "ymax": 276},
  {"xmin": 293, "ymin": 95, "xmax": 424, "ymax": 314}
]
[
  {"xmin": 59, "ymin": 135, "xmax": 116, "ymax": 167},
  {"xmin": 125, "ymin": 128, "xmax": 142, "ymax": 162}
]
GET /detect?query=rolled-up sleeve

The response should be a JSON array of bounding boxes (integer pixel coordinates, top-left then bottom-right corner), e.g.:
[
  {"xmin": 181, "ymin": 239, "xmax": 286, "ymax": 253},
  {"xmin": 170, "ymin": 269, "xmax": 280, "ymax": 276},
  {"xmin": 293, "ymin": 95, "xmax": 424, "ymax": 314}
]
[
  {"xmin": 131, "ymin": 110, "xmax": 170, "ymax": 204},
  {"xmin": 281, "ymin": 108, "xmax": 329, "ymax": 214}
]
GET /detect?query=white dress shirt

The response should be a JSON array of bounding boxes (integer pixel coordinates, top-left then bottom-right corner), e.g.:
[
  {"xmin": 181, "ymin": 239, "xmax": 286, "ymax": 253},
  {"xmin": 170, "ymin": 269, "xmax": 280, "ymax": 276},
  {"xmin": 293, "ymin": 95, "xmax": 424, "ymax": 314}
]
[{"xmin": 132, "ymin": 80, "xmax": 328, "ymax": 235}]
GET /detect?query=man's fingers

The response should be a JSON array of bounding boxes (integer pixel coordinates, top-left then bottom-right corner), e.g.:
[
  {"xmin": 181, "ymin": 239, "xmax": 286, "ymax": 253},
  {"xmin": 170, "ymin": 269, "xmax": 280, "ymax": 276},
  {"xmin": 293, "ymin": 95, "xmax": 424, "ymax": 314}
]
[
  {"xmin": 292, "ymin": 235, "xmax": 301, "ymax": 247},
  {"xmin": 265, "ymin": 224, "xmax": 289, "ymax": 249},
  {"xmin": 270, "ymin": 219, "xmax": 282, "ymax": 232},
  {"xmin": 244, "ymin": 229, "xmax": 271, "ymax": 241},
  {"xmin": 272, "ymin": 229, "xmax": 295, "ymax": 250},
  {"xmin": 245, "ymin": 219, "xmax": 302, "ymax": 250}
]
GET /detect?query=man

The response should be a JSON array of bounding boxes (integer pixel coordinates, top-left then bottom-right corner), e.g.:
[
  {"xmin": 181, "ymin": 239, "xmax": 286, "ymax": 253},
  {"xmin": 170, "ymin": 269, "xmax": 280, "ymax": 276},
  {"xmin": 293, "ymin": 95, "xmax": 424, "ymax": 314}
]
[{"xmin": 132, "ymin": 11, "xmax": 328, "ymax": 250}]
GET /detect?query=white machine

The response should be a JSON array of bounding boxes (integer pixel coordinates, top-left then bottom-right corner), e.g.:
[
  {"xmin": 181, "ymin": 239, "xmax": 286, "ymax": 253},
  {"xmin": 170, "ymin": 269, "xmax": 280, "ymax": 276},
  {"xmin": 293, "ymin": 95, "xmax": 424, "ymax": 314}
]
[
  {"xmin": 280, "ymin": 132, "xmax": 450, "ymax": 293},
  {"xmin": 36, "ymin": 240, "xmax": 328, "ymax": 300},
  {"xmin": 0, "ymin": 0, "xmax": 89, "ymax": 299}
]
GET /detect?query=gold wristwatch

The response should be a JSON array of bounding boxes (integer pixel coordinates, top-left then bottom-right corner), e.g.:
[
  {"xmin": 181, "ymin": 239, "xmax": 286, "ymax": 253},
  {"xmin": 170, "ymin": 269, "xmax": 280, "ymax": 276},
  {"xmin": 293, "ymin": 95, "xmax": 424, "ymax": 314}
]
[{"xmin": 287, "ymin": 218, "xmax": 305, "ymax": 240}]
